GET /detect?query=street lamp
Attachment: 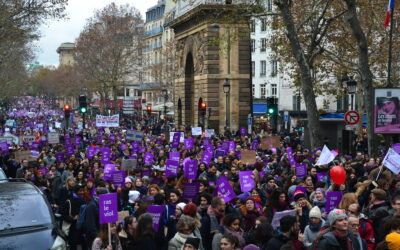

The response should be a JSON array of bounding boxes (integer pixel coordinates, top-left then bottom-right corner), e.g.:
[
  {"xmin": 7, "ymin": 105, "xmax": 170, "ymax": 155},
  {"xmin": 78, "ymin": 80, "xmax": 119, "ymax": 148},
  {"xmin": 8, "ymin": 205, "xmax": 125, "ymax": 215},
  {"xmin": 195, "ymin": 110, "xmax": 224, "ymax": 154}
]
[
  {"xmin": 223, "ymin": 78, "xmax": 231, "ymax": 130},
  {"xmin": 343, "ymin": 75, "xmax": 357, "ymax": 110},
  {"xmin": 163, "ymin": 89, "xmax": 168, "ymax": 118}
]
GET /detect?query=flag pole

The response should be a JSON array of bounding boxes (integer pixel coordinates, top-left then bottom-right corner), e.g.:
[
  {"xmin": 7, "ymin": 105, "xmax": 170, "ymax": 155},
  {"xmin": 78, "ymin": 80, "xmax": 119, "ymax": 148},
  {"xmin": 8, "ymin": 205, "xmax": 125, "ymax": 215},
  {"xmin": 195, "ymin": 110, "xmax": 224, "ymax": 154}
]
[{"xmin": 387, "ymin": 6, "xmax": 395, "ymax": 88}]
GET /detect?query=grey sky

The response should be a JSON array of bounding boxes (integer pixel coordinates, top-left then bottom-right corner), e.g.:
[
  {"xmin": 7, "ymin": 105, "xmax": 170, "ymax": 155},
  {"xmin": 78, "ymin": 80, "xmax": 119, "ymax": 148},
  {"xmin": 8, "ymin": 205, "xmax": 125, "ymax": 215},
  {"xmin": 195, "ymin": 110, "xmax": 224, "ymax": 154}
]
[{"xmin": 34, "ymin": 0, "xmax": 158, "ymax": 66}]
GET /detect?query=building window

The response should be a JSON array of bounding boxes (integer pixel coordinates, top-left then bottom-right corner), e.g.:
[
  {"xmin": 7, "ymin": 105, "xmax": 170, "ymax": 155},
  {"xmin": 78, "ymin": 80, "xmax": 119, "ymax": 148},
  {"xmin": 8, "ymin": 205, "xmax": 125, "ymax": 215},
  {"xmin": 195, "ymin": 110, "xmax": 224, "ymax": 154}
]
[
  {"xmin": 261, "ymin": 84, "xmax": 266, "ymax": 98},
  {"xmin": 261, "ymin": 19, "xmax": 267, "ymax": 32},
  {"xmin": 266, "ymin": 0, "xmax": 273, "ymax": 11},
  {"xmin": 250, "ymin": 19, "xmax": 255, "ymax": 33},
  {"xmin": 260, "ymin": 60, "xmax": 266, "ymax": 76},
  {"xmin": 251, "ymin": 61, "xmax": 255, "ymax": 76},
  {"xmin": 260, "ymin": 38, "xmax": 267, "ymax": 52},
  {"xmin": 251, "ymin": 39, "xmax": 255, "ymax": 52},
  {"xmin": 293, "ymin": 95, "xmax": 301, "ymax": 111},
  {"xmin": 271, "ymin": 84, "xmax": 277, "ymax": 96},
  {"xmin": 271, "ymin": 60, "xmax": 278, "ymax": 76},
  {"xmin": 252, "ymin": 84, "xmax": 255, "ymax": 96}
]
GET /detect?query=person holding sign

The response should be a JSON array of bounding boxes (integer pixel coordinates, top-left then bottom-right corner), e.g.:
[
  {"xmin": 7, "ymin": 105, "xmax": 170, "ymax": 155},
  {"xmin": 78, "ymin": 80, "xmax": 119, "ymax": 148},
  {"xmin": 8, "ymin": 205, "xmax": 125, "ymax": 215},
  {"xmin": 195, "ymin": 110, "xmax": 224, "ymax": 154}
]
[{"xmin": 92, "ymin": 223, "xmax": 122, "ymax": 250}]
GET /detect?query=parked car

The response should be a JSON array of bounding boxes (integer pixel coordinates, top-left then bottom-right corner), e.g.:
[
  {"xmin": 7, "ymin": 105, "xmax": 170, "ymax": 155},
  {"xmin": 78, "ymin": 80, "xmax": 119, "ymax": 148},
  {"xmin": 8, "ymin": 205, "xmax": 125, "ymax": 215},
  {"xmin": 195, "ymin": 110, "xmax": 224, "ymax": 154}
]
[
  {"xmin": 0, "ymin": 168, "xmax": 6, "ymax": 182},
  {"xmin": 0, "ymin": 180, "xmax": 66, "ymax": 249}
]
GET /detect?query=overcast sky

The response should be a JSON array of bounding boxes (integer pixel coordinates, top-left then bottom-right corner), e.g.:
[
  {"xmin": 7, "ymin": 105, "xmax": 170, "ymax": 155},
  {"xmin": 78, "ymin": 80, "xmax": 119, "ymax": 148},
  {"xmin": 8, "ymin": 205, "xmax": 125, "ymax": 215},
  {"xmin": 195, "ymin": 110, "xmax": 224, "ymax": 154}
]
[{"xmin": 34, "ymin": 0, "xmax": 158, "ymax": 66}]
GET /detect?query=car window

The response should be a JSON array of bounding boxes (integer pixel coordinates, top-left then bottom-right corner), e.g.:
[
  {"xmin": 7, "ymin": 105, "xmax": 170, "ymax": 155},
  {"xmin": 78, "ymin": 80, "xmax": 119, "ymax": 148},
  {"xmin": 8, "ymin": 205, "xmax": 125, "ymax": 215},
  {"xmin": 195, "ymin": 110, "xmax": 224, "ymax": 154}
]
[
  {"xmin": 0, "ymin": 169, "xmax": 6, "ymax": 180},
  {"xmin": 0, "ymin": 194, "xmax": 52, "ymax": 230}
]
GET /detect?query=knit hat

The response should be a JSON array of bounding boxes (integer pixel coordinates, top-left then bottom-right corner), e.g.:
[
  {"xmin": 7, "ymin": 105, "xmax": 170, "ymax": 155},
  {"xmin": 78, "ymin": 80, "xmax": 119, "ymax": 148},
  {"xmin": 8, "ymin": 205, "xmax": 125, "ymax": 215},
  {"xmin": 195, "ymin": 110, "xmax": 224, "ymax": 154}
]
[
  {"xmin": 243, "ymin": 244, "xmax": 261, "ymax": 250},
  {"xmin": 176, "ymin": 202, "xmax": 186, "ymax": 211},
  {"xmin": 314, "ymin": 188, "xmax": 325, "ymax": 197},
  {"xmin": 125, "ymin": 177, "xmax": 132, "ymax": 183},
  {"xmin": 328, "ymin": 209, "xmax": 347, "ymax": 226},
  {"xmin": 309, "ymin": 206, "xmax": 322, "ymax": 219},
  {"xmin": 293, "ymin": 190, "xmax": 306, "ymax": 202},
  {"xmin": 371, "ymin": 188, "xmax": 386, "ymax": 201},
  {"xmin": 87, "ymin": 177, "xmax": 94, "ymax": 183},
  {"xmin": 128, "ymin": 190, "xmax": 140, "ymax": 203},
  {"xmin": 386, "ymin": 232, "xmax": 400, "ymax": 250},
  {"xmin": 184, "ymin": 237, "xmax": 200, "ymax": 249},
  {"xmin": 183, "ymin": 203, "xmax": 197, "ymax": 218}
]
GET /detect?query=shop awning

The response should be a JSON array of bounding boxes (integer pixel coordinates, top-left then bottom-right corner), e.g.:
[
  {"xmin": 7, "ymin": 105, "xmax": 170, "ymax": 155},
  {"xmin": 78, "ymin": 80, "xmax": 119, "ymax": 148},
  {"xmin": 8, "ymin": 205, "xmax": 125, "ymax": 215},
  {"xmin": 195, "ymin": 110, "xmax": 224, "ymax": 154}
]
[{"xmin": 253, "ymin": 104, "xmax": 267, "ymax": 116}]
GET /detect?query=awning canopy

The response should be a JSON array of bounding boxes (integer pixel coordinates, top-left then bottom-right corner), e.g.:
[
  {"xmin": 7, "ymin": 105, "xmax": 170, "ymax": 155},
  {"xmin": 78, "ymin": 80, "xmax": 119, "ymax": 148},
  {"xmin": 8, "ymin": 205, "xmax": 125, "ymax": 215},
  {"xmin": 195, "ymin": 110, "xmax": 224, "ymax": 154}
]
[{"xmin": 253, "ymin": 104, "xmax": 267, "ymax": 116}]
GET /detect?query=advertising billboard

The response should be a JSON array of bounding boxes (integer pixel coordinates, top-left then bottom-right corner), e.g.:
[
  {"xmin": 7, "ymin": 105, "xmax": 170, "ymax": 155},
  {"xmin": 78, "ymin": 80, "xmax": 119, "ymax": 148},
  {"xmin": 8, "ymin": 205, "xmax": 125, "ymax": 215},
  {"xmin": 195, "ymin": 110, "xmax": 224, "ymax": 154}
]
[{"xmin": 374, "ymin": 88, "xmax": 400, "ymax": 134}]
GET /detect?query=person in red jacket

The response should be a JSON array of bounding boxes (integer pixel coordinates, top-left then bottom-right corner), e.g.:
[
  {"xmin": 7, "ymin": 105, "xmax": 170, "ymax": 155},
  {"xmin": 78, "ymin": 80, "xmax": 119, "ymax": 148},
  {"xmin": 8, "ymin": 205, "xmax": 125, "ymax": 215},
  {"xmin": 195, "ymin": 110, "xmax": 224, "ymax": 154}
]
[{"xmin": 348, "ymin": 203, "xmax": 375, "ymax": 250}]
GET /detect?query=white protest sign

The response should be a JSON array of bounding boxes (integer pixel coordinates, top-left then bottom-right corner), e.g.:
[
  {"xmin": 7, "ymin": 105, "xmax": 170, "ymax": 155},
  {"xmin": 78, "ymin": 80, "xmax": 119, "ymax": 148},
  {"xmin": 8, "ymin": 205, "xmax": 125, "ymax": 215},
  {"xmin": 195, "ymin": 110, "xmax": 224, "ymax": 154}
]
[
  {"xmin": 191, "ymin": 127, "xmax": 202, "ymax": 136},
  {"xmin": 169, "ymin": 132, "xmax": 184, "ymax": 143},
  {"xmin": 205, "ymin": 129, "xmax": 215, "ymax": 138},
  {"xmin": 271, "ymin": 209, "xmax": 296, "ymax": 229},
  {"xmin": 47, "ymin": 132, "xmax": 60, "ymax": 144},
  {"xmin": 383, "ymin": 148, "xmax": 400, "ymax": 174},
  {"xmin": 316, "ymin": 145, "xmax": 336, "ymax": 166},
  {"xmin": 126, "ymin": 130, "xmax": 144, "ymax": 142},
  {"xmin": 95, "ymin": 114, "xmax": 120, "ymax": 127},
  {"xmin": 55, "ymin": 122, "xmax": 62, "ymax": 129}
]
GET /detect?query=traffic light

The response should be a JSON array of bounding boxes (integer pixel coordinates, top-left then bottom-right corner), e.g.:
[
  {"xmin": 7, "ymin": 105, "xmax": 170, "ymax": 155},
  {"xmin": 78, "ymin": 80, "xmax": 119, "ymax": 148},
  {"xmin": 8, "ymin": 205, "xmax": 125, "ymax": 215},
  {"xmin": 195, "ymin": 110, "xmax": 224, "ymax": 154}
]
[
  {"xmin": 146, "ymin": 105, "xmax": 152, "ymax": 114},
  {"xmin": 199, "ymin": 102, "xmax": 207, "ymax": 116},
  {"xmin": 79, "ymin": 95, "xmax": 87, "ymax": 114},
  {"xmin": 266, "ymin": 97, "xmax": 278, "ymax": 115},
  {"xmin": 64, "ymin": 104, "xmax": 71, "ymax": 119}
]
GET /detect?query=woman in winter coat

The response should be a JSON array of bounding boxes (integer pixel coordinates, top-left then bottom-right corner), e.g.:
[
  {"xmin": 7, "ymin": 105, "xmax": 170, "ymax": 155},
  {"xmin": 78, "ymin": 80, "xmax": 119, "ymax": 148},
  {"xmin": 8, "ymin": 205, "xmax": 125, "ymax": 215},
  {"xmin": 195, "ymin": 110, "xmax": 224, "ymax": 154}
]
[
  {"xmin": 293, "ymin": 190, "xmax": 312, "ymax": 233},
  {"xmin": 240, "ymin": 198, "xmax": 260, "ymax": 232},
  {"xmin": 312, "ymin": 188, "xmax": 326, "ymax": 216},
  {"xmin": 212, "ymin": 213, "xmax": 246, "ymax": 250},
  {"xmin": 168, "ymin": 215, "xmax": 200, "ymax": 250},
  {"xmin": 132, "ymin": 213, "xmax": 157, "ymax": 250}
]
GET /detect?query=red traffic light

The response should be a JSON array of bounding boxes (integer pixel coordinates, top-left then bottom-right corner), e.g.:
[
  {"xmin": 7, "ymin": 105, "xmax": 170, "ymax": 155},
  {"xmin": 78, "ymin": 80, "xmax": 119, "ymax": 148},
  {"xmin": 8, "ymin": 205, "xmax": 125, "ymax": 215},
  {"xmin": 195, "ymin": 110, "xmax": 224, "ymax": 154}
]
[
  {"xmin": 146, "ymin": 106, "xmax": 152, "ymax": 111},
  {"xmin": 200, "ymin": 102, "xmax": 206, "ymax": 109},
  {"xmin": 64, "ymin": 104, "xmax": 70, "ymax": 110}
]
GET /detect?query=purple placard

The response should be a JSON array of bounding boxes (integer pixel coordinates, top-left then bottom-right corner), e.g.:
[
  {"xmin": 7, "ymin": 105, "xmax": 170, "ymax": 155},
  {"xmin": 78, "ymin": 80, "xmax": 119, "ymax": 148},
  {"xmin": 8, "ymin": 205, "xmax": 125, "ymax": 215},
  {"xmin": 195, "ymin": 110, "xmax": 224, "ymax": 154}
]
[
  {"xmin": 235, "ymin": 151, "xmax": 241, "ymax": 159},
  {"xmin": 141, "ymin": 168, "xmax": 152, "ymax": 177},
  {"xmin": 144, "ymin": 152, "xmax": 154, "ymax": 165},
  {"xmin": 30, "ymin": 150, "xmax": 40, "ymax": 158},
  {"xmin": 147, "ymin": 205, "xmax": 165, "ymax": 232},
  {"xmin": 101, "ymin": 147, "xmax": 111, "ymax": 164},
  {"xmin": 286, "ymin": 147, "xmax": 296, "ymax": 166},
  {"xmin": 74, "ymin": 136, "xmax": 82, "ymax": 146},
  {"xmin": 169, "ymin": 152, "xmax": 180, "ymax": 162},
  {"xmin": 87, "ymin": 147, "xmax": 95, "ymax": 159},
  {"xmin": 31, "ymin": 141, "xmax": 40, "ymax": 150},
  {"xmin": 228, "ymin": 141, "xmax": 235, "ymax": 152},
  {"xmin": 184, "ymin": 159, "xmax": 198, "ymax": 180},
  {"xmin": 215, "ymin": 149, "xmax": 226, "ymax": 157},
  {"xmin": 317, "ymin": 172, "xmax": 328, "ymax": 182},
  {"xmin": 109, "ymin": 134, "xmax": 116, "ymax": 142},
  {"xmin": 55, "ymin": 152, "xmax": 65, "ymax": 163},
  {"xmin": 203, "ymin": 138, "xmax": 211, "ymax": 146},
  {"xmin": 216, "ymin": 176, "xmax": 236, "ymax": 202},
  {"xmin": 103, "ymin": 164, "xmax": 116, "ymax": 181},
  {"xmin": 171, "ymin": 132, "xmax": 180, "ymax": 148},
  {"xmin": 120, "ymin": 144, "xmax": 127, "ymax": 151},
  {"xmin": 184, "ymin": 138, "xmax": 194, "ymax": 150},
  {"xmin": 204, "ymin": 144, "xmax": 213, "ymax": 152},
  {"xmin": 259, "ymin": 171, "xmax": 266, "ymax": 179},
  {"xmin": 240, "ymin": 127, "xmax": 246, "ymax": 135},
  {"xmin": 295, "ymin": 163, "xmax": 308, "ymax": 179},
  {"xmin": 112, "ymin": 170, "xmax": 126, "ymax": 188},
  {"xmin": 183, "ymin": 183, "xmax": 200, "ymax": 201},
  {"xmin": 96, "ymin": 135, "xmax": 102, "ymax": 144},
  {"xmin": 66, "ymin": 144, "xmax": 74, "ymax": 156},
  {"xmin": 251, "ymin": 140, "xmax": 259, "ymax": 150},
  {"xmin": 325, "ymin": 191, "xmax": 343, "ymax": 213},
  {"xmin": 166, "ymin": 159, "xmax": 179, "ymax": 177},
  {"xmin": 201, "ymin": 151, "xmax": 212, "ymax": 166},
  {"xmin": 239, "ymin": 171, "xmax": 255, "ymax": 192},
  {"xmin": 271, "ymin": 148, "xmax": 277, "ymax": 153},
  {"xmin": 131, "ymin": 141, "xmax": 140, "ymax": 153},
  {"xmin": 99, "ymin": 193, "xmax": 118, "ymax": 224},
  {"xmin": 0, "ymin": 142, "xmax": 8, "ymax": 151},
  {"xmin": 221, "ymin": 141, "xmax": 229, "ymax": 151},
  {"xmin": 393, "ymin": 143, "xmax": 400, "ymax": 154}
]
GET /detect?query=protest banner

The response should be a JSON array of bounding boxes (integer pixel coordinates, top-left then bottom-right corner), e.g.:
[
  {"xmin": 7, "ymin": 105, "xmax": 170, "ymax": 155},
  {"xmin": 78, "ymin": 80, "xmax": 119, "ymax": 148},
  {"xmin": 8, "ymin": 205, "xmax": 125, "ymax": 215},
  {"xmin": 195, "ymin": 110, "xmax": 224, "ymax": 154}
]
[
  {"xmin": 47, "ymin": 132, "xmax": 59, "ymax": 144},
  {"xmin": 184, "ymin": 138, "xmax": 194, "ymax": 150},
  {"xmin": 286, "ymin": 147, "xmax": 296, "ymax": 166},
  {"xmin": 239, "ymin": 171, "xmax": 255, "ymax": 192},
  {"xmin": 325, "ymin": 191, "xmax": 343, "ymax": 213},
  {"xmin": 112, "ymin": 171, "xmax": 126, "ymax": 188},
  {"xmin": 99, "ymin": 193, "xmax": 118, "ymax": 224},
  {"xmin": 191, "ymin": 127, "xmax": 202, "ymax": 136},
  {"xmin": 169, "ymin": 152, "xmax": 180, "ymax": 162},
  {"xmin": 383, "ymin": 148, "xmax": 400, "ymax": 174},
  {"xmin": 169, "ymin": 132, "xmax": 184, "ymax": 143},
  {"xmin": 183, "ymin": 183, "xmax": 200, "ymax": 201},
  {"xmin": 166, "ymin": 159, "xmax": 179, "ymax": 177},
  {"xmin": 241, "ymin": 150, "xmax": 256, "ymax": 165},
  {"xmin": 216, "ymin": 176, "xmax": 236, "ymax": 202},
  {"xmin": 0, "ymin": 142, "xmax": 8, "ymax": 151},
  {"xmin": 184, "ymin": 159, "xmax": 198, "ymax": 180},
  {"xmin": 101, "ymin": 147, "xmax": 111, "ymax": 164},
  {"xmin": 205, "ymin": 129, "xmax": 214, "ymax": 137},
  {"xmin": 95, "ymin": 114, "xmax": 119, "ymax": 127},
  {"xmin": 121, "ymin": 159, "xmax": 137, "ymax": 170},
  {"xmin": 147, "ymin": 205, "xmax": 165, "ymax": 232},
  {"xmin": 30, "ymin": 150, "xmax": 40, "ymax": 159},
  {"xmin": 260, "ymin": 136, "xmax": 281, "ymax": 150},
  {"xmin": 316, "ymin": 145, "xmax": 336, "ymax": 166},
  {"xmin": 0, "ymin": 136, "xmax": 14, "ymax": 145},
  {"xmin": 295, "ymin": 163, "xmax": 308, "ymax": 179},
  {"xmin": 103, "ymin": 164, "xmax": 116, "ymax": 181},
  {"xmin": 393, "ymin": 143, "xmax": 400, "ymax": 154},
  {"xmin": 271, "ymin": 210, "xmax": 296, "ymax": 229},
  {"xmin": 144, "ymin": 152, "xmax": 154, "ymax": 165},
  {"xmin": 126, "ymin": 130, "xmax": 144, "ymax": 142}
]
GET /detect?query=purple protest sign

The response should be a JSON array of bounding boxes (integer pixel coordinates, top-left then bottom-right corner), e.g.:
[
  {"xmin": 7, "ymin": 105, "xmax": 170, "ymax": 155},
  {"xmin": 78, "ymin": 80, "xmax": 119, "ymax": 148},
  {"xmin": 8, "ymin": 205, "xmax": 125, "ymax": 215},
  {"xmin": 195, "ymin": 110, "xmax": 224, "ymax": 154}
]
[
  {"xmin": 271, "ymin": 148, "xmax": 277, "ymax": 153},
  {"xmin": 0, "ymin": 142, "xmax": 8, "ymax": 151},
  {"xmin": 55, "ymin": 152, "xmax": 65, "ymax": 163},
  {"xmin": 147, "ymin": 205, "xmax": 165, "ymax": 232},
  {"xmin": 109, "ymin": 134, "xmax": 116, "ymax": 142},
  {"xmin": 166, "ymin": 159, "xmax": 179, "ymax": 177},
  {"xmin": 30, "ymin": 150, "xmax": 40, "ymax": 158},
  {"xmin": 74, "ymin": 136, "xmax": 82, "ymax": 146},
  {"xmin": 295, "ymin": 163, "xmax": 308, "ymax": 179},
  {"xmin": 239, "ymin": 171, "xmax": 255, "ymax": 192},
  {"xmin": 235, "ymin": 151, "xmax": 241, "ymax": 159},
  {"xmin": 112, "ymin": 170, "xmax": 126, "ymax": 188},
  {"xmin": 131, "ymin": 141, "xmax": 140, "ymax": 153},
  {"xmin": 169, "ymin": 152, "xmax": 180, "ymax": 162},
  {"xmin": 216, "ymin": 176, "xmax": 236, "ymax": 202},
  {"xmin": 66, "ymin": 145, "xmax": 74, "ymax": 156},
  {"xmin": 120, "ymin": 144, "xmax": 127, "ymax": 151},
  {"xmin": 228, "ymin": 141, "xmax": 235, "ymax": 152},
  {"xmin": 99, "ymin": 193, "xmax": 118, "ymax": 224},
  {"xmin": 221, "ymin": 141, "xmax": 229, "ymax": 151},
  {"xmin": 184, "ymin": 159, "xmax": 198, "ymax": 180},
  {"xmin": 87, "ymin": 147, "xmax": 95, "ymax": 159},
  {"xmin": 215, "ymin": 149, "xmax": 226, "ymax": 157},
  {"xmin": 203, "ymin": 138, "xmax": 211, "ymax": 146},
  {"xmin": 103, "ymin": 164, "xmax": 116, "ymax": 181},
  {"xmin": 240, "ymin": 127, "xmax": 246, "ymax": 135},
  {"xmin": 141, "ymin": 168, "xmax": 152, "ymax": 177},
  {"xmin": 286, "ymin": 147, "xmax": 296, "ymax": 166},
  {"xmin": 259, "ymin": 171, "xmax": 266, "ymax": 179},
  {"xmin": 201, "ymin": 151, "xmax": 212, "ymax": 166},
  {"xmin": 317, "ymin": 172, "xmax": 328, "ymax": 182},
  {"xmin": 31, "ymin": 141, "xmax": 40, "ymax": 150},
  {"xmin": 184, "ymin": 138, "xmax": 194, "ymax": 150},
  {"xmin": 183, "ymin": 183, "xmax": 200, "ymax": 201},
  {"xmin": 325, "ymin": 191, "xmax": 343, "ymax": 213},
  {"xmin": 171, "ymin": 132, "xmax": 180, "ymax": 148},
  {"xmin": 101, "ymin": 147, "xmax": 111, "ymax": 164},
  {"xmin": 251, "ymin": 140, "xmax": 259, "ymax": 150},
  {"xmin": 393, "ymin": 143, "xmax": 400, "ymax": 154},
  {"xmin": 204, "ymin": 144, "xmax": 213, "ymax": 152},
  {"xmin": 96, "ymin": 135, "xmax": 102, "ymax": 144},
  {"xmin": 144, "ymin": 152, "xmax": 154, "ymax": 165}
]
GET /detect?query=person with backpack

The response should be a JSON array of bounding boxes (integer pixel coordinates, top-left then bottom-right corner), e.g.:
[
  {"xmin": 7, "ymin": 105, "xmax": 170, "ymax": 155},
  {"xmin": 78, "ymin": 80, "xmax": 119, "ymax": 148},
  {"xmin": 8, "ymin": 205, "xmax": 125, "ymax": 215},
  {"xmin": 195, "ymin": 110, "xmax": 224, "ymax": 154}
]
[
  {"xmin": 61, "ymin": 184, "xmax": 86, "ymax": 250},
  {"xmin": 85, "ymin": 186, "xmax": 109, "ymax": 249}
]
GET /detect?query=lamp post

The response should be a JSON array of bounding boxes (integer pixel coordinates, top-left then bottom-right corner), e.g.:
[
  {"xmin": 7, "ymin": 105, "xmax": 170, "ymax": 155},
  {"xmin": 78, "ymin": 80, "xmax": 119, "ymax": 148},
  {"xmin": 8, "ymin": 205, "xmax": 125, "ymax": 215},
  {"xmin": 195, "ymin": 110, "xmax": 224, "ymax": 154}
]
[
  {"xmin": 343, "ymin": 76, "xmax": 357, "ymax": 110},
  {"xmin": 223, "ymin": 78, "xmax": 231, "ymax": 130}
]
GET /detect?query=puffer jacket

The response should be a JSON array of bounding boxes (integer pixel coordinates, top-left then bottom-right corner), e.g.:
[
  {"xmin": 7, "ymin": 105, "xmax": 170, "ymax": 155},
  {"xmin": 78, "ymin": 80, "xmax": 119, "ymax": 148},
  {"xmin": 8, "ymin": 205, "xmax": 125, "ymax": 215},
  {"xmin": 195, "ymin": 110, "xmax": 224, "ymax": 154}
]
[{"xmin": 315, "ymin": 230, "xmax": 361, "ymax": 250}]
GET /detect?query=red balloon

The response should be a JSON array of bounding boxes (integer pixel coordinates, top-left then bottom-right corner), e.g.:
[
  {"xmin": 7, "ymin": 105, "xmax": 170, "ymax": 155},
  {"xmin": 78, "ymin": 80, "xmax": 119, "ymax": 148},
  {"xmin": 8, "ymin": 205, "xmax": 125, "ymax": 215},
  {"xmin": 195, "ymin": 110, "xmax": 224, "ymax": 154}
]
[{"xmin": 330, "ymin": 166, "xmax": 346, "ymax": 185}]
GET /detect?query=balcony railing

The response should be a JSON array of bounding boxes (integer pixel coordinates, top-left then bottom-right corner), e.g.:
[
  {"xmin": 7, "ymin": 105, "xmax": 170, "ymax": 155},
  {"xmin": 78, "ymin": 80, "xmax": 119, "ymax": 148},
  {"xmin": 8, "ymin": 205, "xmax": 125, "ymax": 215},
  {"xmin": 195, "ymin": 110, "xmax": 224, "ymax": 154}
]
[{"xmin": 144, "ymin": 26, "xmax": 163, "ymax": 37}]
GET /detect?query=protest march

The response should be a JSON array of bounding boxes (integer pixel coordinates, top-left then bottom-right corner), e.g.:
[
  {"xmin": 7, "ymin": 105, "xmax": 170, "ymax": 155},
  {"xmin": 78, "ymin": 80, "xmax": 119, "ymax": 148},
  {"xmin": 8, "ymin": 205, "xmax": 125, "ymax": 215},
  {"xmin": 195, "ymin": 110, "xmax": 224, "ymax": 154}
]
[{"xmin": 1, "ymin": 96, "xmax": 400, "ymax": 250}]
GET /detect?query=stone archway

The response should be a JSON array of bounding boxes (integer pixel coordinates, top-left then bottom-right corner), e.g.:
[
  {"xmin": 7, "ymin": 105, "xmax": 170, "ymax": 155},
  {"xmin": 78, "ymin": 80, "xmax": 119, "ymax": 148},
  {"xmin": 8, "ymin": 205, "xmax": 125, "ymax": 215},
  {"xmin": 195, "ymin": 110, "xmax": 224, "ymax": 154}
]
[{"xmin": 184, "ymin": 52, "xmax": 195, "ymax": 126}]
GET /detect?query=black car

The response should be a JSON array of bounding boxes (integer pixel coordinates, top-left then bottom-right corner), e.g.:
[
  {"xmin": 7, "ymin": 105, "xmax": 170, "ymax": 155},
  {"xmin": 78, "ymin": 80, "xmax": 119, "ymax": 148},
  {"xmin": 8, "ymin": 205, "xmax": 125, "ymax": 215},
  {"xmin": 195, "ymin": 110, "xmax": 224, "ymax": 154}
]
[{"xmin": 0, "ymin": 180, "xmax": 67, "ymax": 250}]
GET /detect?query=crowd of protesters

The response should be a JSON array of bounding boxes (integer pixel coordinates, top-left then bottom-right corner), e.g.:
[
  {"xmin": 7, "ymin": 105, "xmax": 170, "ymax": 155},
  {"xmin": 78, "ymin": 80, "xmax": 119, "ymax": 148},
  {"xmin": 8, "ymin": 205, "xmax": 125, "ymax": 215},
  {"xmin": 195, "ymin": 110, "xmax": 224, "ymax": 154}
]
[{"xmin": 1, "ymin": 96, "xmax": 400, "ymax": 250}]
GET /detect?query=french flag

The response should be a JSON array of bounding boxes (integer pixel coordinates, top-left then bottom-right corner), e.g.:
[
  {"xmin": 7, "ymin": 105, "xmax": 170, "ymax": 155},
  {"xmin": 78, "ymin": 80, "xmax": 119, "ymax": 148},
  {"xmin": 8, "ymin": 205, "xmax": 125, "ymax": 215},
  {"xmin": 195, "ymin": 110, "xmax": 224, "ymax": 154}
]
[{"xmin": 384, "ymin": 0, "xmax": 395, "ymax": 28}]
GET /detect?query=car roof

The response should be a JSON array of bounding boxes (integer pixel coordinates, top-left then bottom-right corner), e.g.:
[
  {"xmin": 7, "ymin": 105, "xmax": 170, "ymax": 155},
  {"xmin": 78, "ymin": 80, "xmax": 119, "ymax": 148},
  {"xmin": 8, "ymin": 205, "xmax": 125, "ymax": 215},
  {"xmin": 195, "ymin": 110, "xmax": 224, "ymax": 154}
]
[{"xmin": 0, "ymin": 182, "xmax": 41, "ymax": 196}]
